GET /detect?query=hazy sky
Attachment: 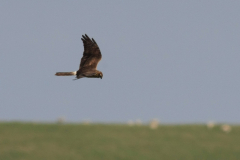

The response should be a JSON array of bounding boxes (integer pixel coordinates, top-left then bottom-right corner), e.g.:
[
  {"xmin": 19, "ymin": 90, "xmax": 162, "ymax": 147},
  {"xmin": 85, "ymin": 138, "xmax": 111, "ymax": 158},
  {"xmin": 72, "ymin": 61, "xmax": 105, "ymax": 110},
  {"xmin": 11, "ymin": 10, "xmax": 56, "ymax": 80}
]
[{"xmin": 1, "ymin": 1, "xmax": 240, "ymax": 123}]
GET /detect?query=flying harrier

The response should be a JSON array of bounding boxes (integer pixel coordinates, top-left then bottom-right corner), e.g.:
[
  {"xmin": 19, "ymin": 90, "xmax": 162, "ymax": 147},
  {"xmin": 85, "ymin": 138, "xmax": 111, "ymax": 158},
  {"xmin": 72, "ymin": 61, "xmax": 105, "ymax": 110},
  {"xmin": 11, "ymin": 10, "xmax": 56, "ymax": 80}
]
[{"xmin": 55, "ymin": 34, "xmax": 103, "ymax": 80}]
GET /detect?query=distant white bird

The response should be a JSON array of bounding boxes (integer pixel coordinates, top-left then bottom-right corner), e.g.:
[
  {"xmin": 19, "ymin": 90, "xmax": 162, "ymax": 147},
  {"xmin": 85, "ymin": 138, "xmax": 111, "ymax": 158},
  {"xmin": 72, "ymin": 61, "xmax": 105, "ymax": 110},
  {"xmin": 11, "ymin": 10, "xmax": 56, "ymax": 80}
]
[
  {"xmin": 207, "ymin": 121, "xmax": 215, "ymax": 129},
  {"xmin": 221, "ymin": 124, "xmax": 232, "ymax": 133},
  {"xmin": 149, "ymin": 118, "xmax": 159, "ymax": 129},
  {"xmin": 127, "ymin": 120, "xmax": 134, "ymax": 126}
]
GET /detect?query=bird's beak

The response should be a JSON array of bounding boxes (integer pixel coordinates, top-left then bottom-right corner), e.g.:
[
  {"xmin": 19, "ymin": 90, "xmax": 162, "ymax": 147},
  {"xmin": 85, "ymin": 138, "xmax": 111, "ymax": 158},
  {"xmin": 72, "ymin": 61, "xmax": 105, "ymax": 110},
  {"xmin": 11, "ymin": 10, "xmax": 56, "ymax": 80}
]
[{"xmin": 100, "ymin": 76, "xmax": 102, "ymax": 79}]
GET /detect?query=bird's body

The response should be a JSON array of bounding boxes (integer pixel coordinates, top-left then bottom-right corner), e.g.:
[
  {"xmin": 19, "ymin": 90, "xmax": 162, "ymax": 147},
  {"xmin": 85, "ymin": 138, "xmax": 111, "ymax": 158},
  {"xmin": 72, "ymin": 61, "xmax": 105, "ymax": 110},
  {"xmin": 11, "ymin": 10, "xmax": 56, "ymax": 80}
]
[{"xmin": 55, "ymin": 34, "xmax": 103, "ymax": 80}]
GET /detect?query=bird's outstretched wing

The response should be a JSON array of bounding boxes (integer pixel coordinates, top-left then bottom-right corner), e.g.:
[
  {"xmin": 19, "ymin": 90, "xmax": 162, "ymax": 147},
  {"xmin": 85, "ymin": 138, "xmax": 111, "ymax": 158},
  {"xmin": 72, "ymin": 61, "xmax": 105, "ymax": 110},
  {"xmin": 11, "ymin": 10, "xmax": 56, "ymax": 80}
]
[{"xmin": 79, "ymin": 34, "xmax": 102, "ymax": 69}]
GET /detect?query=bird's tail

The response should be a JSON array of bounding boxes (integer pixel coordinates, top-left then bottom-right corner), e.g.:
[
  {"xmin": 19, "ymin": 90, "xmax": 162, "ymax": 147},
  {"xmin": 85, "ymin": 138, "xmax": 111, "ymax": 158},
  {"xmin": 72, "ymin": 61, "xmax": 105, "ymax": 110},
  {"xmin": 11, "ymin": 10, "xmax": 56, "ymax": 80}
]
[{"xmin": 55, "ymin": 71, "xmax": 77, "ymax": 76}]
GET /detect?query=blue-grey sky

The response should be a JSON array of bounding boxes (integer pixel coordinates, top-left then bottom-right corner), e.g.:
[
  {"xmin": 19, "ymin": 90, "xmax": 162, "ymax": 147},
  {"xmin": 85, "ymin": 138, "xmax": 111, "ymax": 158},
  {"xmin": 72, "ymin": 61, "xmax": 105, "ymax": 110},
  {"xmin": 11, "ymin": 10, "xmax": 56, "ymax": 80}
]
[{"xmin": 1, "ymin": 1, "xmax": 240, "ymax": 123}]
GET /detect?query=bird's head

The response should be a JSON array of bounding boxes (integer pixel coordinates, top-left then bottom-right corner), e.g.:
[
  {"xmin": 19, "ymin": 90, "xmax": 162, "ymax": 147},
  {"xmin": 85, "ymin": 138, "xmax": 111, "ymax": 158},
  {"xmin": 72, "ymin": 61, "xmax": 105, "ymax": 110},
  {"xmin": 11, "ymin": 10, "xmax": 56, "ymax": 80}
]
[{"xmin": 98, "ymin": 72, "xmax": 103, "ymax": 79}]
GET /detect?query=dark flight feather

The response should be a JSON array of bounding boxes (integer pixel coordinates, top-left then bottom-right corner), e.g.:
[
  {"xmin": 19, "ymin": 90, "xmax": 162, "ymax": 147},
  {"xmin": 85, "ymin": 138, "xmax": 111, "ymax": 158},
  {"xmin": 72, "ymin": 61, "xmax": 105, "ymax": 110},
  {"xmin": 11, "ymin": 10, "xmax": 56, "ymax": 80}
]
[{"xmin": 79, "ymin": 34, "xmax": 102, "ymax": 69}]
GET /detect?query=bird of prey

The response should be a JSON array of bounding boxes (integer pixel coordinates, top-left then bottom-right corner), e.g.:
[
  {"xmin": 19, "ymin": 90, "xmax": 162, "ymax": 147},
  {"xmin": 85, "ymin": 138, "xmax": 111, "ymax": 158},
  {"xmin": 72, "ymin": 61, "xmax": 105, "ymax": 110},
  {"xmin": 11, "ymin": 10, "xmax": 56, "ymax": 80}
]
[{"xmin": 55, "ymin": 34, "xmax": 103, "ymax": 80}]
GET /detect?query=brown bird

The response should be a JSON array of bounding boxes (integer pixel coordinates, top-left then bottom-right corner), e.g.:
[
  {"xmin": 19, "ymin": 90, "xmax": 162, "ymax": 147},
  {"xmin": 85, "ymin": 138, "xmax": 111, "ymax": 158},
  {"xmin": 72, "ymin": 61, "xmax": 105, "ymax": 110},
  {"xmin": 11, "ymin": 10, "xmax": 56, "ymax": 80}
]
[{"xmin": 55, "ymin": 34, "xmax": 103, "ymax": 80}]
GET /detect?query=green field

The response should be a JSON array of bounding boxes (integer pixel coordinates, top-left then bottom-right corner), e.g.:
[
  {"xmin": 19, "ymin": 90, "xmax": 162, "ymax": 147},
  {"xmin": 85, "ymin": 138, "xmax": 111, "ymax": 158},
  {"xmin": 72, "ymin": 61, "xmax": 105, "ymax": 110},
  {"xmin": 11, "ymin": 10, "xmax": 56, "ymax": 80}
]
[{"xmin": 0, "ymin": 122, "xmax": 239, "ymax": 160}]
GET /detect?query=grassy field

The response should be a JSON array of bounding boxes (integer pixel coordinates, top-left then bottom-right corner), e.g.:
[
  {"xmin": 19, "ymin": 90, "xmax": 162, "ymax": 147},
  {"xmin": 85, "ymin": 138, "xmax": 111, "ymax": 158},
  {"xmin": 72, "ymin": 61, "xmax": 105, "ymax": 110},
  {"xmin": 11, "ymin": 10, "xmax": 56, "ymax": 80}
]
[{"xmin": 0, "ymin": 122, "xmax": 239, "ymax": 160}]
